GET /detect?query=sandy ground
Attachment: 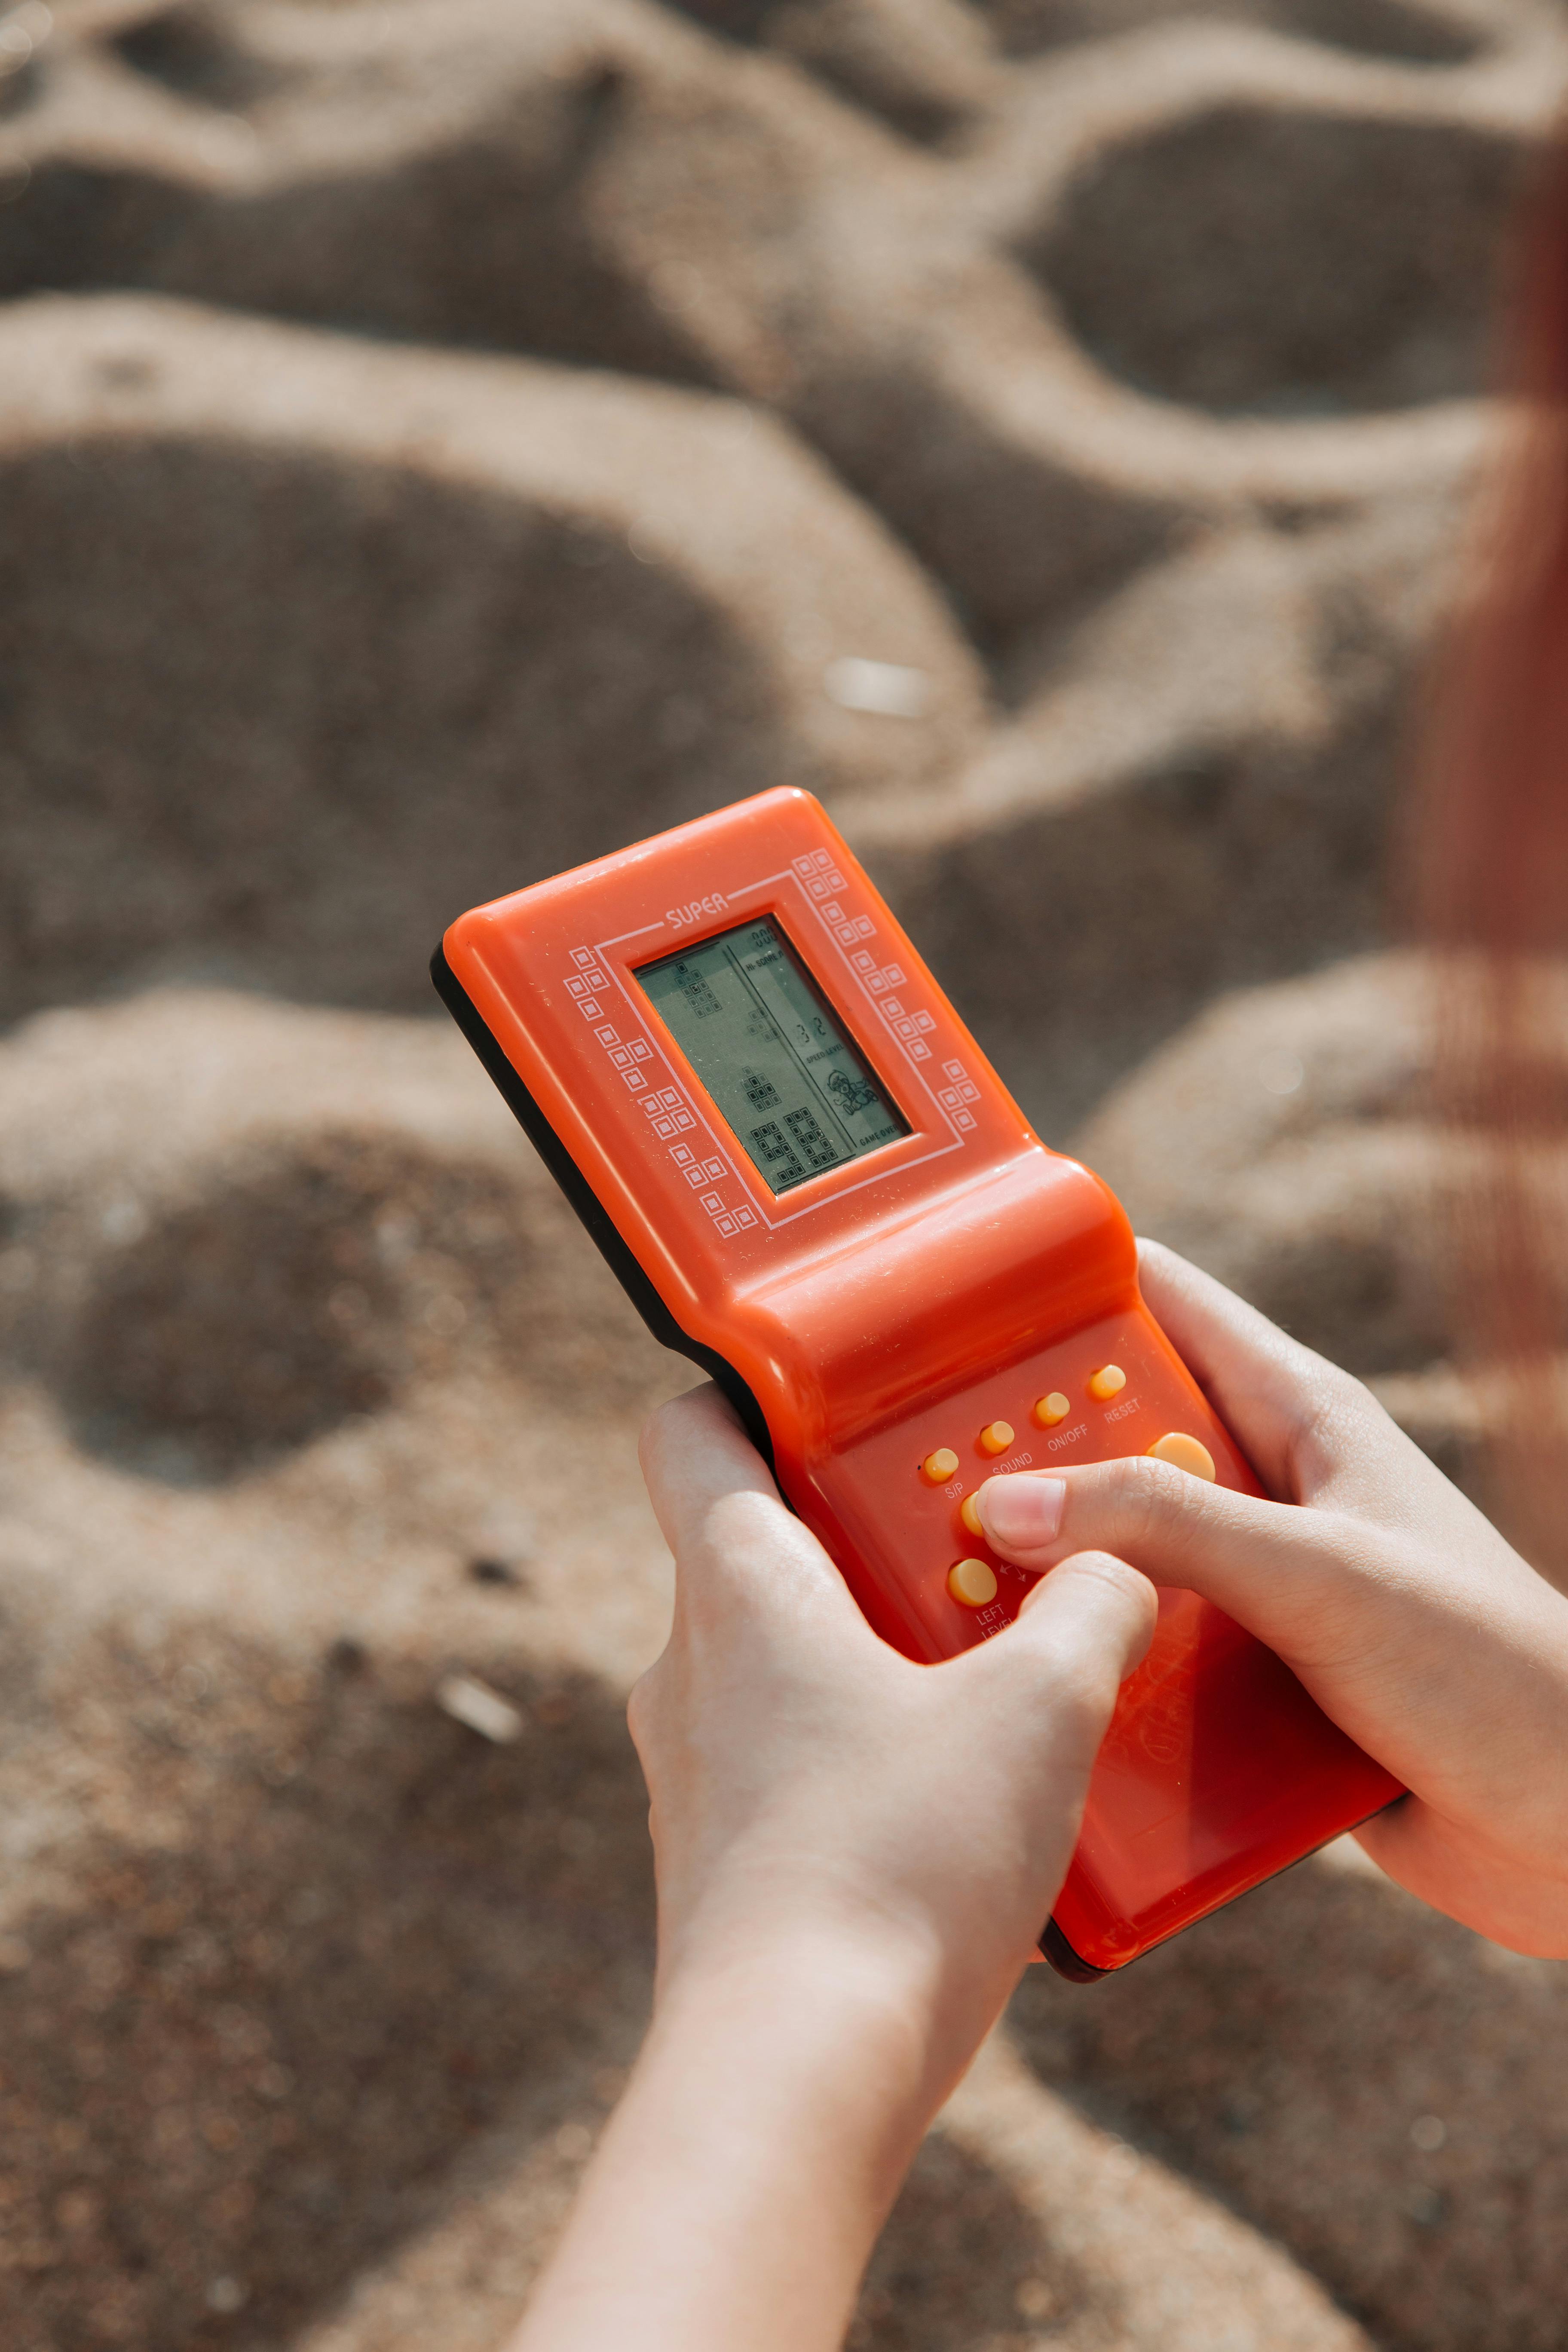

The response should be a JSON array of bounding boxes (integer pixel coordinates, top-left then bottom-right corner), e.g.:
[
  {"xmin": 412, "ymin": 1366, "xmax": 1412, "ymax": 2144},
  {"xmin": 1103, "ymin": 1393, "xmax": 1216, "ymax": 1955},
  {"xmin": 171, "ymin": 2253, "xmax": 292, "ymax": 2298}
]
[{"xmin": 3, "ymin": 1, "xmax": 1568, "ymax": 2346}]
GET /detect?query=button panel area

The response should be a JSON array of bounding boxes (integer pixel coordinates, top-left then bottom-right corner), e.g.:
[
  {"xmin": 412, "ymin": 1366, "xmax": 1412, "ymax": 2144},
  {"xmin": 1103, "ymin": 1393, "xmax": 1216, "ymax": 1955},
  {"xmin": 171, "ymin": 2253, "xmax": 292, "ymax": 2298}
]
[{"xmin": 836, "ymin": 1312, "xmax": 1243, "ymax": 1657}]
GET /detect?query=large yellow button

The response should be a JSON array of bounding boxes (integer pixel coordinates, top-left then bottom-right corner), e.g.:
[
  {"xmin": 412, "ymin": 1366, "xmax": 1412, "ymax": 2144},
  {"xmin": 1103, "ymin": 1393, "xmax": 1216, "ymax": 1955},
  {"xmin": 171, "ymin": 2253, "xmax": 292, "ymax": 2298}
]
[
  {"xmin": 1033, "ymin": 1392, "xmax": 1071, "ymax": 1427},
  {"xmin": 922, "ymin": 1448, "xmax": 960, "ymax": 1484},
  {"xmin": 1148, "ymin": 1431, "xmax": 1216, "ymax": 1482},
  {"xmin": 1087, "ymin": 1365, "xmax": 1126, "ymax": 1401},
  {"xmin": 959, "ymin": 1491, "xmax": 984, "ymax": 1537},
  {"xmin": 978, "ymin": 1420, "xmax": 1014, "ymax": 1456},
  {"xmin": 948, "ymin": 1557, "xmax": 998, "ymax": 1608}
]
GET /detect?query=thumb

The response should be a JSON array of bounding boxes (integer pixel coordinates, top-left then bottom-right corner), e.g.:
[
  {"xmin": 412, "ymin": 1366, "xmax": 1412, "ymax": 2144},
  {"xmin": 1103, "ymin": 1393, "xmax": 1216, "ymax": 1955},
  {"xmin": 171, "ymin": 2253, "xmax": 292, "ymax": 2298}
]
[
  {"xmin": 976, "ymin": 1457, "xmax": 1381, "ymax": 1674},
  {"xmin": 954, "ymin": 1549, "xmax": 1158, "ymax": 1785}
]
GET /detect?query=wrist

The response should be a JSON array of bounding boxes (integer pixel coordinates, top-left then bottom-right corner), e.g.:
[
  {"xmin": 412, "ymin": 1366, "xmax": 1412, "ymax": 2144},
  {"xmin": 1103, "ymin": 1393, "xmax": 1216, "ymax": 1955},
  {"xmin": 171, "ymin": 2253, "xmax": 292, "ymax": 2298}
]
[
  {"xmin": 1359, "ymin": 1801, "xmax": 1568, "ymax": 1958},
  {"xmin": 655, "ymin": 1912, "xmax": 952, "ymax": 2122},
  {"xmin": 515, "ymin": 1919, "xmax": 972, "ymax": 2352},
  {"xmin": 653, "ymin": 1875, "xmax": 1022, "ymax": 2102}
]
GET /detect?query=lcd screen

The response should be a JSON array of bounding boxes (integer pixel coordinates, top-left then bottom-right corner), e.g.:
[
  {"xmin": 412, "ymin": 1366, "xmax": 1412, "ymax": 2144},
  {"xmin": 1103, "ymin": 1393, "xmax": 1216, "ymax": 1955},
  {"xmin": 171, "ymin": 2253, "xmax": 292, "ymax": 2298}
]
[{"xmin": 637, "ymin": 918, "xmax": 907, "ymax": 1192}]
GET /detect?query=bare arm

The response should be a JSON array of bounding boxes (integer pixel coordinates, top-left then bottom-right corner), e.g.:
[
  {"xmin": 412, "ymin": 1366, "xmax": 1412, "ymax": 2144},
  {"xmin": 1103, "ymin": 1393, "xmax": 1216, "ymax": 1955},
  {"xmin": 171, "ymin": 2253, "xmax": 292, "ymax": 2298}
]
[{"xmin": 511, "ymin": 1387, "xmax": 1155, "ymax": 2352}]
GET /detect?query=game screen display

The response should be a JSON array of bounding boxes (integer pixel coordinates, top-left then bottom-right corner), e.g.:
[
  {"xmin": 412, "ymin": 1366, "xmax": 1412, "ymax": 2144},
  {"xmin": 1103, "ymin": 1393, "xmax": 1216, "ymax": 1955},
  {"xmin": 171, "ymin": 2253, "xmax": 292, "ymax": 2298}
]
[{"xmin": 637, "ymin": 918, "xmax": 907, "ymax": 1192}]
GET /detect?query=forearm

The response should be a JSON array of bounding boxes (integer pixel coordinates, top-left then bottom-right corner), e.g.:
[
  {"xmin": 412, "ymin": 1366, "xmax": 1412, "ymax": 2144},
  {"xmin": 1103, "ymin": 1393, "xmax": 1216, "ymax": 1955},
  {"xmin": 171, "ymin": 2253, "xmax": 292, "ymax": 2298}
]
[
  {"xmin": 510, "ymin": 1927, "xmax": 960, "ymax": 2352},
  {"xmin": 1357, "ymin": 1798, "xmax": 1568, "ymax": 1959}
]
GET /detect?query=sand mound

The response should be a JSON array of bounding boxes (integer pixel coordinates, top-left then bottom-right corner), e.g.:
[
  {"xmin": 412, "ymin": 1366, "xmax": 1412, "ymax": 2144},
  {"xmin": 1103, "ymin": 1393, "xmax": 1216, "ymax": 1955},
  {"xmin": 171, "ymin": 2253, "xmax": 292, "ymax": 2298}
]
[
  {"xmin": 0, "ymin": 293, "xmax": 983, "ymax": 1027},
  {"xmin": 7, "ymin": 0, "xmax": 1554, "ymax": 1113},
  {"xmin": 1075, "ymin": 953, "xmax": 1442, "ymax": 1377},
  {"xmin": 4, "ymin": 0, "xmax": 1568, "ymax": 2344}
]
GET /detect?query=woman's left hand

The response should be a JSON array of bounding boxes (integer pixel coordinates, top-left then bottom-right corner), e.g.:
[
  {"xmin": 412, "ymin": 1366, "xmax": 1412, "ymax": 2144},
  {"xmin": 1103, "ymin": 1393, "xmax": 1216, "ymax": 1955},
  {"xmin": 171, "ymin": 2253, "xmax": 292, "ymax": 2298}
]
[
  {"xmin": 511, "ymin": 1383, "xmax": 1154, "ymax": 2352},
  {"xmin": 631, "ymin": 1381, "xmax": 1156, "ymax": 2063}
]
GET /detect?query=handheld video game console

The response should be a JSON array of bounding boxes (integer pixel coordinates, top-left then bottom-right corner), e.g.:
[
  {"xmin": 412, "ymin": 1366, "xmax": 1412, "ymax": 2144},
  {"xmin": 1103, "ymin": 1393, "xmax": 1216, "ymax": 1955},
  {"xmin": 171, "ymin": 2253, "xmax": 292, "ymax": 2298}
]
[{"xmin": 433, "ymin": 787, "xmax": 1399, "ymax": 1977}]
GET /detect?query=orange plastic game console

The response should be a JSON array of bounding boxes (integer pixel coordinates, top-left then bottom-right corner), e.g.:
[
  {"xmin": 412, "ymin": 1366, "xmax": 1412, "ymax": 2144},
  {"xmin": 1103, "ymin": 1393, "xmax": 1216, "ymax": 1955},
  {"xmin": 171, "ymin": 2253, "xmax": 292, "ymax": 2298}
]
[{"xmin": 432, "ymin": 787, "xmax": 1400, "ymax": 1978}]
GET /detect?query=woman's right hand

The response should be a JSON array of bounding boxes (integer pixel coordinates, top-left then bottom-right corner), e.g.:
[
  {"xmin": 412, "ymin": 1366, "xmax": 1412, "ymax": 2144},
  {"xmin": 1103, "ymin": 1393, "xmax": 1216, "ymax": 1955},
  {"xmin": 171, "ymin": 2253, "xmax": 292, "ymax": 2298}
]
[{"xmin": 976, "ymin": 1239, "xmax": 1568, "ymax": 1957}]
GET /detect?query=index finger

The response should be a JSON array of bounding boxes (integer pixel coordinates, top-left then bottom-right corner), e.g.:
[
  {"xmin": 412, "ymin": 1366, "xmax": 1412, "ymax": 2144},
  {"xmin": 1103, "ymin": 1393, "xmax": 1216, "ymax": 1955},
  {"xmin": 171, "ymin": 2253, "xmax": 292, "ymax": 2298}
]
[
  {"xmin": 638, "ymin": 1381, "xmax": 772, "ymax": 1545},
  {"xmin": 638, "ymin": 1383, "xmax": 864, "ymax": 1635},
  {"xmin": 1135, "ymin": 1237, "xmax": 1381, "ymax": 1500}
]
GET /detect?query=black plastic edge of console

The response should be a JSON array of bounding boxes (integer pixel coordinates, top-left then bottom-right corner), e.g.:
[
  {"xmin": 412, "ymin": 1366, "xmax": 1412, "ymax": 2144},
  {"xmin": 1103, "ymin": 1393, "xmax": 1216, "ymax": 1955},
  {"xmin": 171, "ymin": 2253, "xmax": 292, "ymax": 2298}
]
[
  {"xmin": 1039, "ymin": 1787, "xmax": 1405, "ymax": 1986},
  {"xmin": 1038, "ymin": 1916, "xmax": 1106, "ymax": 1983},
  {"xmin": 430, "ymin": 943, "xmax": 775, "ymax": 1469}
]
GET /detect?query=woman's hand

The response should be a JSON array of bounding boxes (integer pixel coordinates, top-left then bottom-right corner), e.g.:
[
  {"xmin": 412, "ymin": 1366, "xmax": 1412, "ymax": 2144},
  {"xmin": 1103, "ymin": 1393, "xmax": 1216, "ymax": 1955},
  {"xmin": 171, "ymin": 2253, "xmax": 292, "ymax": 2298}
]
[
  {"xmin": 976, "ymin": 1240, "xmax": 1568, "ymax": 1960},
  {"xmin": 632, "ymin": 1382, "xmax": 1155, "ymax": 2044},
  {"xmin": 511, "ymin": 1384, "xmax": 1154, "ymax": 2352}
]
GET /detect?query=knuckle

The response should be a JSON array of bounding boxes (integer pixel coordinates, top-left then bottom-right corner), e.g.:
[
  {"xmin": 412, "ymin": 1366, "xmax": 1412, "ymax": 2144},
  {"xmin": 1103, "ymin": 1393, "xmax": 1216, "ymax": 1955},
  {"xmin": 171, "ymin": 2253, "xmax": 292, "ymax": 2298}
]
[
  {"xmin": 1054, "ymin": 1546, "xmax": 1148, "ymax": 1607},
  {"xmin": 638, "ymin": 1383, "xmax": 722, "ymax": 1468},
  {"xmin": 1311, "ymin": 1356, "xmax": 1370, "ymax": 1417},
  {"xmin": 1098, "ymin": 1454, "xmax": 1205, "ymax": 1552},
  {"xmin": 1031, "ymin": 1551, "xmax": 1156, "ymax": 1688},
  {"xmin": 1138, "ymin": 1455, "xmax": 1199, "ymax": 1520},
  {"xmin": 1289, "ymin": 1360, "xmax": 1381, "ymax": 1478},
  {"xmin": 625, "ymin": 1675, "xmax": 648, "ymax": 1747},
  {"xmin": 625, "ymin": 1661, "xmax": 663, "ymax": 1757}
]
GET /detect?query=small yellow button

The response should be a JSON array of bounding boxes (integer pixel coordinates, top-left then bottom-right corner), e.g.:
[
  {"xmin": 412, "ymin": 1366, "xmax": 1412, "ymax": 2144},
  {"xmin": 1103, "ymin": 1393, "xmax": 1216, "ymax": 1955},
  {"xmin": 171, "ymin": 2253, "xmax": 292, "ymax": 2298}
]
[
  {"xmin": 1087, "ymin": 1365, "xmax": 1126, "ymax": 1402},
  {"xmin": 1147, "ymin": 1431, "xmax": 1216, "ymax": 1482},
  {"xmin": 978, "ymin": 1420, "xmax": 1014, "ymax": 1456},
  {"xmin": 922, "ymin": 1448, "xmax": 960, "ymax": 1484},
  {"xmin": 948, "ymin": 1557, "xmax": 998, "ymax": 1608},
  {"xmin": 960, "ymin": 1490, "xmax": 984, "ymax": 1537},
  {"xmin": 1033, "ymin": 1391, "xmax": 1071, "ymax": 1427}
]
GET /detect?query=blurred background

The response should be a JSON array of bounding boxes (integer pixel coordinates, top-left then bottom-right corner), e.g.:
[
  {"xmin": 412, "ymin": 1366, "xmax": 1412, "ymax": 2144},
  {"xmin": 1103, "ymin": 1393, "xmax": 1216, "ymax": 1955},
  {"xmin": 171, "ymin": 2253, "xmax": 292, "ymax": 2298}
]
[{"xmin": 1, "ymin": 0, "xmax": 1566, "ymax": 2346}]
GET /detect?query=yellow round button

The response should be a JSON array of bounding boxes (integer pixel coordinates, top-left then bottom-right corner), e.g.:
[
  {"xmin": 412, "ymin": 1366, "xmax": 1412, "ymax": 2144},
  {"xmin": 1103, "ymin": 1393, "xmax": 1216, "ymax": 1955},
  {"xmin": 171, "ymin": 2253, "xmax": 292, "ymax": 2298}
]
[
  {"xmin": 922, "ymin": 1448, "xmax": 960, "ymax": 1484},
  {"xmin": 978, "ymin": 1420, "xmax": 1014, "ymax": 1456},
  {"xmin": 948, "ymin": 1557, "xmax": 998, "ymax": 1608},
  {"xmin": 1087, "ymin": 1365, "xmax": 1127, "ymax": 1401},
  {"xmin": 959, "ymin": 1490, "xmax": 985, "ymax": 1537},
  {"xmin": 1033, "ymin": 1391, "xmax": 1071, "ymax": 1427},
  {"xmin": 1148, "ymin": 1431, "xmax": 1216, "ymax": 1482}
]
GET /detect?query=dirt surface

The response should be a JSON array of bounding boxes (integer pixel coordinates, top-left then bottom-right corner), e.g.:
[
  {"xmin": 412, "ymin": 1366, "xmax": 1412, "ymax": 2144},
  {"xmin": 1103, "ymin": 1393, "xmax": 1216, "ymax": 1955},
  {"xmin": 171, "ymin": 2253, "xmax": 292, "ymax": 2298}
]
[{"xmin": 3, "ymin": 1, "xmax": 1567, "ymax": 2346}]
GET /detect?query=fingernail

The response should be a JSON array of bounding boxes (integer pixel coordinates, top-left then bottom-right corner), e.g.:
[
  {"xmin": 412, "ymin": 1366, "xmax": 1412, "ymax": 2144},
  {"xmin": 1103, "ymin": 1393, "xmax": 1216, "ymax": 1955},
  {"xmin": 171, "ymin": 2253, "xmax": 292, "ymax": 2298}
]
[{"xmin": 979, "ymin": 1475, "xmax": 1066, "ymax": 1549}]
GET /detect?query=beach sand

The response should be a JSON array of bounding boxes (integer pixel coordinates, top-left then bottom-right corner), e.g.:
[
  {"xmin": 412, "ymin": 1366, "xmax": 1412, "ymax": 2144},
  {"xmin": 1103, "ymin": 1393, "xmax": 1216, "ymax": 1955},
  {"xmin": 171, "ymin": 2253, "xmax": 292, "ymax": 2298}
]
[{"xmin": 2, "ymin": 1, "xmax": 1567, "ymax": 2343}]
